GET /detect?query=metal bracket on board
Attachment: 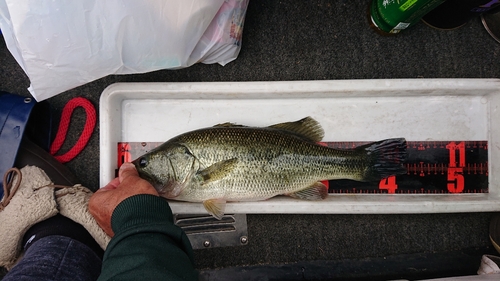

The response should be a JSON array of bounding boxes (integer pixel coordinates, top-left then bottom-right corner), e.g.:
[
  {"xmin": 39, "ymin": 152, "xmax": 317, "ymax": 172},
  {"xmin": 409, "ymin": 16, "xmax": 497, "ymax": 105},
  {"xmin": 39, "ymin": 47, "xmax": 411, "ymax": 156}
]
[{"xmin": 174, "ymin": 214, "xmax": 248, "ymax": 250}]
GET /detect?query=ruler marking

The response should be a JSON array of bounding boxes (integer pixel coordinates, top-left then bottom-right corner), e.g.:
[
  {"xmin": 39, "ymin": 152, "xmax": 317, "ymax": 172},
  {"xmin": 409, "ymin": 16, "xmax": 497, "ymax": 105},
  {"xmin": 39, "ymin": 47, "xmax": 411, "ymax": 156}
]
[{"xmin": 116, "ymin": 140, "xmax": 488, "ymax": 194}]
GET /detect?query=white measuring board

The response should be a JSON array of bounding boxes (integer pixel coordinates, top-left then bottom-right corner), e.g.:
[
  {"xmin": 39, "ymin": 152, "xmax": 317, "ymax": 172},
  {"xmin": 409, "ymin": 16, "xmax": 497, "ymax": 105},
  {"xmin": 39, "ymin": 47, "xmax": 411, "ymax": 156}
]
[{"xmin": 100, "ymin": 79, "xmax": 500, "ymax": 214}]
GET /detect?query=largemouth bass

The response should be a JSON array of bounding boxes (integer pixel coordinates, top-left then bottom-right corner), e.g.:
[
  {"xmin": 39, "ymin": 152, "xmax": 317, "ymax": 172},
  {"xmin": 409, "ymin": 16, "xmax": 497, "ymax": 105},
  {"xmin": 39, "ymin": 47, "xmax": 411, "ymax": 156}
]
[{"xmin": 133, "ymin": 117, "xmax": 407, "ymax": 219}]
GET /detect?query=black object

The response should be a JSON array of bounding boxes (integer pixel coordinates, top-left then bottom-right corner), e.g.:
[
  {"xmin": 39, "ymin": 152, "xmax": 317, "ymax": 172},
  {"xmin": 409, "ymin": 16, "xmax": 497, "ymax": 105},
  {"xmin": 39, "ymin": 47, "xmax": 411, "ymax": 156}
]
[
  {"xmin": 15, "ymin": 138, "xmax": 79, "ymax": 186},
  {"xmin": 422, "ymin": 0, "xmax": 500, "ymax": 29},
  {"xmin": 199, "ymin": 247, "xmax": 494, "ymax": 281},
  {"xmin": 22, "ymin": 214, "xmax": 104, "ymax": 259},
  {"xmin": 0, "ymin": 91, "xmax": 78, "ymax": 197},
  {"xmin": 482, "ymin": 7, "xmax": 500, "ymax": 43},
  {"xmin": 0, "ymin": 92, "xmax": 36, "ymax": 197}
]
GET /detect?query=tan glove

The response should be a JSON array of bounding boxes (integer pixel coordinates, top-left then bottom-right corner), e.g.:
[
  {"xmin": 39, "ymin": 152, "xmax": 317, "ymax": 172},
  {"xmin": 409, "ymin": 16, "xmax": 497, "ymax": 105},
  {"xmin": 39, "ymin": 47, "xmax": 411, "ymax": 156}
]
[
  {"xmin": 0, "ymin": 166, "xmax": 58, "ymax": 269},
  {"xmin": 0, "ymin": 165, "xmax": 111, "ymax": 270},
  {"xmin": 56, "ymin": 185, "xmax": 111, "ymax": 250}
]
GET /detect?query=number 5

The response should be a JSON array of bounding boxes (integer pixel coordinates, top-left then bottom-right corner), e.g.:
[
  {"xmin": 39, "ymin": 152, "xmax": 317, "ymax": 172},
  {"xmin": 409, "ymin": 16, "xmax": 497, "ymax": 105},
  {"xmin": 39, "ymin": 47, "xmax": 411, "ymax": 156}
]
[{"xmin": 447, "ymin": 167, "xmax": 464, "ymax": 193}]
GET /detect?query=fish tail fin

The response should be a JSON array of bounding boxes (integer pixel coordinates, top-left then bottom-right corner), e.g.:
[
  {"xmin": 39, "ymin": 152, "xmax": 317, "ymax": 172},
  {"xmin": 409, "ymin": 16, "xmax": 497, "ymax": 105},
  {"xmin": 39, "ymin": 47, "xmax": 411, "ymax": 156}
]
[{"xmin": 358, "ymin": 138, "xmax": 407, "ymax": 181}]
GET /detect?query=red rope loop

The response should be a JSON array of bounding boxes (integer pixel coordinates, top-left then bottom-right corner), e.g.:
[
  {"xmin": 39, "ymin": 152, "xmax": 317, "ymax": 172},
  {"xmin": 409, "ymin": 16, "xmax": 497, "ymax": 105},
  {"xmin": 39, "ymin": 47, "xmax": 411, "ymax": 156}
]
[{"xmin": 50, "ymin": 97, "xmax": 96, "ymax": 163}]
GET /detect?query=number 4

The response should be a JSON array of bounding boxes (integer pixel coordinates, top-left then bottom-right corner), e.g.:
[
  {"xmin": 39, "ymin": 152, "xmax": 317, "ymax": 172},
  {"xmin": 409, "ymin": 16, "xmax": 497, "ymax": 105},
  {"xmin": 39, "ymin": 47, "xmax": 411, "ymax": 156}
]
[{"xmin": 379, "ymin": 176, "xmax": 397, "ymax": 194}]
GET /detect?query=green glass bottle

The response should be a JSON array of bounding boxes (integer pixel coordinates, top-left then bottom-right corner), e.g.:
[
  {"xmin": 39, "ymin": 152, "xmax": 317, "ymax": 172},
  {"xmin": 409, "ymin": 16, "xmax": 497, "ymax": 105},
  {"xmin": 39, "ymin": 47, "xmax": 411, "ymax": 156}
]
[{"xmin": 370, "ymin": 0, "xmax": 447, "ymax": 34}]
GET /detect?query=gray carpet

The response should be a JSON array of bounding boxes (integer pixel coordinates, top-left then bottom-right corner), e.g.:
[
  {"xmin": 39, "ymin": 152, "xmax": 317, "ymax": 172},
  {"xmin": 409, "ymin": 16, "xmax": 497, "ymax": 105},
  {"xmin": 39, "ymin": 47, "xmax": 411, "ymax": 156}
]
[{"xmin": 1, "ymin": 0, "xmax": 500, "ymax": 279}]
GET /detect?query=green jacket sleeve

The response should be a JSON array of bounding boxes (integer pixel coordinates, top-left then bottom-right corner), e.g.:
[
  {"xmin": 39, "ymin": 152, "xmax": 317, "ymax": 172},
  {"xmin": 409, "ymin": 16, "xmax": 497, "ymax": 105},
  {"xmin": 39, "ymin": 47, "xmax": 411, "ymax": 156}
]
[{"xmin": 97, "ymin": 194, "xmax": 198, "ymax": 281}]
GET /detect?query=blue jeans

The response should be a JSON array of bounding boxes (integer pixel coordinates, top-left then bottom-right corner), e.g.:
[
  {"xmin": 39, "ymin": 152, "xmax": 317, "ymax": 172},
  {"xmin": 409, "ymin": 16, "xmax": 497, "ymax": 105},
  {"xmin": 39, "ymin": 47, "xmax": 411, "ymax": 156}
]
[{"xmin": 3, "ymin": 235, "xmax": 102, "ymax": 281}]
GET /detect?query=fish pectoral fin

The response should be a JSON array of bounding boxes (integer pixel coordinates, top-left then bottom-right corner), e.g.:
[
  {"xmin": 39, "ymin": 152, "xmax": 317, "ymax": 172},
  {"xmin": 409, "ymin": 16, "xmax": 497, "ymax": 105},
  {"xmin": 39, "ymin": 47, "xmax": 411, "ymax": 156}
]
[
  {"xmin": 197, "ymin": 158, "xmax": 238, "ymax": 185},
  {"xmin": 286, "ymin": 182, "xmax": 328, "ymax": 200},
  {"xmin": 203, "ymin": 199, "xmax": 227, "ymax": 220},
  {"xmin": 268, "ymin": 117, "xmax": 324, "ymax": 142}
]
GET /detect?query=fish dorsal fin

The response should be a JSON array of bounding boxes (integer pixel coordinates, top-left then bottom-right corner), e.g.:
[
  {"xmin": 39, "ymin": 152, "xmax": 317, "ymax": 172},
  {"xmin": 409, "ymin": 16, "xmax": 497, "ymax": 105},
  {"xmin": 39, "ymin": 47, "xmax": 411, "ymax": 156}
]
[
  {"xmin": 203, "ymin": 199, "xmax": 226, "ymax": 220},
  {"xmin": 268, "ymin": 117, "xmax": 324, "ymax": 142},
  {"xmin": 213, "ymin": 122, "xmax": 248, "ymax": 128}
]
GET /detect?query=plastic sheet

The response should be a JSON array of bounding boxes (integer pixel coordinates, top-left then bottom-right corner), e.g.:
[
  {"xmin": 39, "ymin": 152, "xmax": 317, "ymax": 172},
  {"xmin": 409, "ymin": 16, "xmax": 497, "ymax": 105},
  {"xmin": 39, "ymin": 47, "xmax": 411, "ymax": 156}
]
[{"xmin": 0, "ymin": 0, "xmax": 248, "ymax": 101}]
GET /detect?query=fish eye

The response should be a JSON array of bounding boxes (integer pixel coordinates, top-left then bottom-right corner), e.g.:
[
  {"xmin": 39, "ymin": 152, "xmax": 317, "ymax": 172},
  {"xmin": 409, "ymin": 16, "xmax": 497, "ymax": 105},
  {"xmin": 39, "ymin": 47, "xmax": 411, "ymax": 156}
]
[{"xmin": 139, "ymin": 157, "xmax": 148, "ymax": 167}]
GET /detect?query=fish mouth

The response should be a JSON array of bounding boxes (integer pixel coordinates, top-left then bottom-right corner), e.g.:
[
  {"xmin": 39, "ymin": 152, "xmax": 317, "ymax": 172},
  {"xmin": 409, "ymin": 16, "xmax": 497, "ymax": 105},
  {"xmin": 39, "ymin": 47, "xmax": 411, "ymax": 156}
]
[
  {"xmin": 130, "ymin": 160, "xmax": 158, "ymax": 186},
  {"xmin": 131, "ymin": 162, "xmax": 176, "ymax": 197},
  {"xmin": 131, "ymin": 158, "xmax": 143, "ymax": 169},
  {"xmin": 131, "ymin": 158, "xmax": 140, "ymax": 170}
]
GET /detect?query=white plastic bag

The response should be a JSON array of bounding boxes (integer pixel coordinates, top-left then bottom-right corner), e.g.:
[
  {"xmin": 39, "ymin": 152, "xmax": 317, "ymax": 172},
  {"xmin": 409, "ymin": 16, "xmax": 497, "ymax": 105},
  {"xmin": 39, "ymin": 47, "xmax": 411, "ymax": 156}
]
[
  {"xmin": 191, "ymin": 0, "xmax": 248, "ymax": 65},
  {"xmin": 0, "ymin": 0, "xmax": 249, "ymax": 101}
]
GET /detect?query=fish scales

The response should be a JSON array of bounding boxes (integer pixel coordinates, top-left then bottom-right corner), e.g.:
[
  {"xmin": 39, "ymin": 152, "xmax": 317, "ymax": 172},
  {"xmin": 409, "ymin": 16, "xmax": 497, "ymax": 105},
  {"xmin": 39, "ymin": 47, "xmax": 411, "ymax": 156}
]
[{"xmin": 146, "ymin": 127, "xmax": 369, "ymax": 200}]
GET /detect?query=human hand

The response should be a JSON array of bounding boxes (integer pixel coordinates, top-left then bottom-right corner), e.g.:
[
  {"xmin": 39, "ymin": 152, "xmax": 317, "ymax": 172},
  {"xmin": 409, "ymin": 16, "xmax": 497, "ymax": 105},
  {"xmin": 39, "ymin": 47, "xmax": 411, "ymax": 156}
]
[{"xmin": 89, "ymin": 162, "xmax": 159, "ymax": 237}]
